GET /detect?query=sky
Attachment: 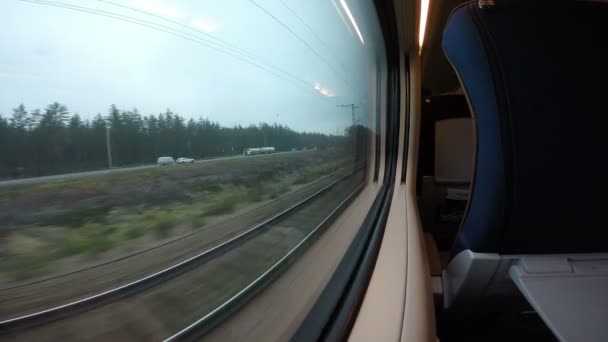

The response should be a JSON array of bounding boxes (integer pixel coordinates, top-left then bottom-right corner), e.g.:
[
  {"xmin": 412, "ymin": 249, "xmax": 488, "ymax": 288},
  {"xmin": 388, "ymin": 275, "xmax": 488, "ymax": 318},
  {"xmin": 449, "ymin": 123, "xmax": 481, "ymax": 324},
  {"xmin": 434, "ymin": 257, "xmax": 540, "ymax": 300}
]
[{"xmin": 0, "ymin": 0, "xmax": 386, "ymax": 134}]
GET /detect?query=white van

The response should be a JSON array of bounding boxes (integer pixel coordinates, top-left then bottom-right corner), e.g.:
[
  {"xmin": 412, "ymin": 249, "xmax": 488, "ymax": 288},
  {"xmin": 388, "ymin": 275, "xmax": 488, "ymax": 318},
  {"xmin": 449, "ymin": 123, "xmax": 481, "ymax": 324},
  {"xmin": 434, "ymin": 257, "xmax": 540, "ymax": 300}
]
[{"xmin": 157, "ymin": 156, "xmax": 175, "ymax": 166}]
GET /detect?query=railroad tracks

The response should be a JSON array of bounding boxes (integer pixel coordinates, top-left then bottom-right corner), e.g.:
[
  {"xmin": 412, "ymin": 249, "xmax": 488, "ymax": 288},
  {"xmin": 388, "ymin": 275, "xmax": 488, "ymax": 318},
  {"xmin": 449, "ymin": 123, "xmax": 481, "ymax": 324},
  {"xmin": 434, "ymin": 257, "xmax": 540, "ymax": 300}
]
[{"xmin": 1, "ymin": 169, "xmax": 364, "ymax": 340}]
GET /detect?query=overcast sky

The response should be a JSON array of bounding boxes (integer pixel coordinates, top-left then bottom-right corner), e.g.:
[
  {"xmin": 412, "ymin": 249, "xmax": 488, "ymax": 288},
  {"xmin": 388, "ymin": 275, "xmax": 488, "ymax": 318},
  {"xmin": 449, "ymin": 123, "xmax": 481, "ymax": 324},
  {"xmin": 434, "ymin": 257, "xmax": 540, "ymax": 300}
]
[{"xmin": 0, "ymin": 0, "xmax": 385, "ymax": 134}]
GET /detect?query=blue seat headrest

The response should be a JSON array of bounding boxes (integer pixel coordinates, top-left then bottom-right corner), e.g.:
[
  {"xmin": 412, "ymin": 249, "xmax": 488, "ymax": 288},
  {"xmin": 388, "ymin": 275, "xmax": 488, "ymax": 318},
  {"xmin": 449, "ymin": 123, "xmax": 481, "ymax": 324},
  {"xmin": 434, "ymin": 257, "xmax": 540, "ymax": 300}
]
[{"xmin": 443, "ymin": 0, "xmax": 608, "ymax": 255}]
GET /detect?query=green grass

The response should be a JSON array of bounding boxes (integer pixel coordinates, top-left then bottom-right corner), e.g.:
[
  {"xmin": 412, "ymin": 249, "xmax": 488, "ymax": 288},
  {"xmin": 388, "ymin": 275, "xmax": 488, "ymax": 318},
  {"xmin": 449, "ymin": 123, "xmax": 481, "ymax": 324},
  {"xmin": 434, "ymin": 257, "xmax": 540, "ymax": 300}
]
[
  {"xmin": 54, "ymin": 223, "xmax": 116, "ymax": 258},
  {"xmin": 2, "ymin": 255, "xmax": 53, "ymax": 282},
  {"xmin": 152, "ymin": 216, "xmax": 178, "ymax": 239},
  {"xmin": 244, "ymin": 185, "xmax": 265, "ymax": 202},
  {"xmin": 189, "ymin": 180, "xmax": 223, "ymax": 193},
  {"xmin": 38, "ymin": 206, "xmax": 112, "ymax": 227},
  {"xmin": 269, "ymin": 183, "xmax": 290, "ymax": 199},
  {"xmin": 203, "ymin": 195, "xmax": 239, "ymax": 216},
  {"xmin": 292, "ymin": 169, "xmax": 327, "ymax": 185},
  {"xmin": 0, "ymin": 154, "xmax": 353, "ymax": 281},
  {"xmin": 121, "ymin": 222, "xmax": 147, "ymax": 239},
  {"xmin": 191, "ymin": 216, "xmax": 207, "ymax": 229}
]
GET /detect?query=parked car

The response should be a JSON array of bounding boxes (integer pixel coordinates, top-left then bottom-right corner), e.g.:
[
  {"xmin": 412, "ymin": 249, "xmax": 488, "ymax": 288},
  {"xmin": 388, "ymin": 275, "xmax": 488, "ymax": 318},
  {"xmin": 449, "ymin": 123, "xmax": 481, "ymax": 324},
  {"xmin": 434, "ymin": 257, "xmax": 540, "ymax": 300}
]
[
  {"xmin": 157, "ymin": 156, "xmax": 175, "ymax": 166},
  {"xmin": 176, "ymin": 157, "xmax": 195, "ymax": 164}
]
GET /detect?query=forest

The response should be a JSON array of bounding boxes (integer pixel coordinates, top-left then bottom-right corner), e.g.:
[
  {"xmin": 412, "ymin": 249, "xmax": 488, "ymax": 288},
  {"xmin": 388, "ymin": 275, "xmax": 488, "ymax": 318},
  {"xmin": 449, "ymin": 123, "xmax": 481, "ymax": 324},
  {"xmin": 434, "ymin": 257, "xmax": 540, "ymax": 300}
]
[{"xmin": 0, "ymin": 102, "xmax": 349, "ymax": 179}]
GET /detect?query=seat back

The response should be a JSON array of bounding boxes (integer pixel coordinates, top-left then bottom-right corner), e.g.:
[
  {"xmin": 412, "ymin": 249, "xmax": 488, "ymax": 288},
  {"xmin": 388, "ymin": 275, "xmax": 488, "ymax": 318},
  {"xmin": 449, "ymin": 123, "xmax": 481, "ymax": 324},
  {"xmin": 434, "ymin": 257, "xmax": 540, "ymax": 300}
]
[
  {"xmin": 418, "ymin": 95, "xmax": 471, "ymax": 192},
  {"xmin": 443, "ymin": 0, "xmax": 608, "ymax": 255},
  {"xmin": 435, "ymin": 118, "xmax": 474, "ymax": 183}
]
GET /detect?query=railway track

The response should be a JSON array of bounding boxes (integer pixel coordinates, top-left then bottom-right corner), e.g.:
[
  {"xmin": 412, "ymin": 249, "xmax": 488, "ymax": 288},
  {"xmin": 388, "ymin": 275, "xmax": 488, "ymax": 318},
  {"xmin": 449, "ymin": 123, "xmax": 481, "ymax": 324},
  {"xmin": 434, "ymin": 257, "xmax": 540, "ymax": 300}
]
[{"xmin": 1, "ymin": 169, "xmax": 364, "ymax": 340}]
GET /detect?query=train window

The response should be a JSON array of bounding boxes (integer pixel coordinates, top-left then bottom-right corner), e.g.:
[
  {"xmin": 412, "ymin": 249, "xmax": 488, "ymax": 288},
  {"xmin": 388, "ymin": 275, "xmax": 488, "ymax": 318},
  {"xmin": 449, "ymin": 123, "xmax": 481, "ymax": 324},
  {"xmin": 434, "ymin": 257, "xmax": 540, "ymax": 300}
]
[{"xmin": 0, "ymin": 0, "xmax": 387, "ymax": 339}]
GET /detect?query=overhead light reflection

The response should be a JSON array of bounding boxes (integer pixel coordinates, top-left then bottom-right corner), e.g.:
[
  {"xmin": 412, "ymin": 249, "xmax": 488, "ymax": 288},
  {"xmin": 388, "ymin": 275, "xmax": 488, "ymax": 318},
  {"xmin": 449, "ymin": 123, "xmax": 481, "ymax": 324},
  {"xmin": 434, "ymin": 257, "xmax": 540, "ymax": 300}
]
[
  {"xmin": 339, "ymin": 0, "xmax": 364, "ymax": 45},
  {"xmin": 419, "ymin": 0, "xmax": 430, "ymax": 54},
  {"xmin": 314, "ymin": 82, "xmax": 335, "ymax": 97},
  {"xmin": 331, "ymin": 0, "xmax": 354, "ymax": 37}
]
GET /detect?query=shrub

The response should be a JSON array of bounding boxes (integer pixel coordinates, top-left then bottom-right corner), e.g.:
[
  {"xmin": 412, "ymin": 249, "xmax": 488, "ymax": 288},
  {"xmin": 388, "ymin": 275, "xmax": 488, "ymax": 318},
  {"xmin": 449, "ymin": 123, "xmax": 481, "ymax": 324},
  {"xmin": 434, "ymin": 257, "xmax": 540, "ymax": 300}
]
[
  {"xmin": 269, "ymin": 183, "xmax": 290, "ymax": 199},
  {"xmin": 55, "ymin": 223, "xmax": 115, "ymax": 258},
  {"xmin": 190, "ymin": 180, "xmax": 223, "ymax": 193},
  {"xmin": 152, "ymin": 216, "xmax": 177, "ymax": 238},
  {"xmin": 204, "ymin": 196, "xmax": 238, "ymax": 216},
  {"xmin": 191, "ymin": 216, "xmax": 207, "ymax": 229},
  {"xmin": 4, "ymin": 255, "xmax": 52, "ymax": 281},
  {"xmin": 122, "ymin": 223, "xmax": 146, "ymax": 239},
  {"xmin": 39, "ymin": 206, "xmax": 112, "ymax": 228},
  {"xmin": 244, "ymin": 186, "xmax": 264, "ymax": 202}
]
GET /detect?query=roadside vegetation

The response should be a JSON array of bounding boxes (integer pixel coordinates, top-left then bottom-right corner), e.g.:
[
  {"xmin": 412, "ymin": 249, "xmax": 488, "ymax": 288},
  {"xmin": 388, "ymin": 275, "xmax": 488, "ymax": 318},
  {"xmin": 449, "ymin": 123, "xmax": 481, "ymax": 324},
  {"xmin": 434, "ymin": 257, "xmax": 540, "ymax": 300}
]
[{"xmin": 0, "ymin": 151, "xmax": 352, "ymax": 283}]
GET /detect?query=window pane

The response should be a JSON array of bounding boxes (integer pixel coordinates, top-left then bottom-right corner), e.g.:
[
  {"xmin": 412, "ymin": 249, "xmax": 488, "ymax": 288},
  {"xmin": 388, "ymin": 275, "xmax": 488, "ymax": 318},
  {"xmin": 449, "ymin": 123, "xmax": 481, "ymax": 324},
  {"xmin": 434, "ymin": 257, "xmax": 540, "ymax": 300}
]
[{"xmin": 0, "ymin": 0, "xmax": 386, "ymax": 339}]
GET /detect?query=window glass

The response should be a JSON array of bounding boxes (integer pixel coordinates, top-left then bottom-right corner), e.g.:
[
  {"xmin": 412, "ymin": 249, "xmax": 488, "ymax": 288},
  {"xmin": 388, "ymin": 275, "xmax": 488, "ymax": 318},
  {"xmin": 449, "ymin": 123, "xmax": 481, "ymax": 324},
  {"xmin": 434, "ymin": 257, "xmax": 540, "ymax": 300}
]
[{"xmin": 0, "ymin": 0, "xmax": 386, "ymax": 339}]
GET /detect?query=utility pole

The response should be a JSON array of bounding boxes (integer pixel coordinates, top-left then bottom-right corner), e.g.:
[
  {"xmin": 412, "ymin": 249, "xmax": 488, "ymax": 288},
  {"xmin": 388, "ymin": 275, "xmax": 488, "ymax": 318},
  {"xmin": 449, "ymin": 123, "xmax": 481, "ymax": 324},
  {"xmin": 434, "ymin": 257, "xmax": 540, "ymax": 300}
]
[
  {"xmin": 337, "ymin": 104, "xmax": 360, "ymax": 157},
  {"xmin": 106, "ymin": 124, "xmax": 113, "ymax": 169},
  {"xmin": 336, "ymin": 104, "xmax": 360, "ymax": 127}
]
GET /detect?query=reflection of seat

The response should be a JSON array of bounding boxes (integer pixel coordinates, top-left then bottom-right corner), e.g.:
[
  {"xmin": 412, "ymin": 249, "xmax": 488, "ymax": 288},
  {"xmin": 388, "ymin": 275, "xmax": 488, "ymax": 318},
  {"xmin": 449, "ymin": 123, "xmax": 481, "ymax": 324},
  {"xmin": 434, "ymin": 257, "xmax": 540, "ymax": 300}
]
[{"xmin": 442, "ymin": 1, "xmax": 608, "ymax": 340}]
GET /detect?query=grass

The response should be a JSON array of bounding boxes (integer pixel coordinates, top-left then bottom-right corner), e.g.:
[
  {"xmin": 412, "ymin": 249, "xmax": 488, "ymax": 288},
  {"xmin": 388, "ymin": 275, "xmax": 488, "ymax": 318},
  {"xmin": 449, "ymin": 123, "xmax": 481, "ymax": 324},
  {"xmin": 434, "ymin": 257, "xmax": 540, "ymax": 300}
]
[
  {"xmin": 269, "ymin": 183, "xmax": 290, "ymax": 199},
  {"xmin": 244, "ymin": 185, "xmax": 265, "ymax": 202},
  {"xmin": 189, "ymin": 180, "xmax": 223, "ymax": 193},
  {"xmin": 292, "ymin": 160, "xmax": 345, "ymax": 185},
  {"xmin": 0, "ymin": 153, "xmax": 353, "ymax": 281},
  {"xmin": 2, "ymin": 255, "xmax": 54, "ymax": 282},
  {"xmin": 54, "ymin": 223, "xmax": 116, "ymax": 258},
  {"xmin": 38, "ymin": 206, "xmax": 112, "ymax": 227},
  {"xmin": 191, "ymin": 216, "xmax": 206, "ymax": 229},
  {"xmin": 152, "ymin": 216, "xmax": 178, "ymax": 239},
  {"xmin": 122, "ymin": 222, "xmax": 147, "ymax": 239},
  {"xmin": 203, "ymin": 195, "xmax": 239, "ymax": 216}
]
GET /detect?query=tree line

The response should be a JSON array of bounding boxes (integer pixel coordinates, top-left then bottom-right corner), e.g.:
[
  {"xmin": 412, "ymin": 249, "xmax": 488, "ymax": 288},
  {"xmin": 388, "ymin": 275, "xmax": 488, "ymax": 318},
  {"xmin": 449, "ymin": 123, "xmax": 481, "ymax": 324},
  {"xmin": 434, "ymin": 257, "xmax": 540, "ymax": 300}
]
[{"xmin": 0, "ymin": 102, "xmax": 348, "ymax": 179}]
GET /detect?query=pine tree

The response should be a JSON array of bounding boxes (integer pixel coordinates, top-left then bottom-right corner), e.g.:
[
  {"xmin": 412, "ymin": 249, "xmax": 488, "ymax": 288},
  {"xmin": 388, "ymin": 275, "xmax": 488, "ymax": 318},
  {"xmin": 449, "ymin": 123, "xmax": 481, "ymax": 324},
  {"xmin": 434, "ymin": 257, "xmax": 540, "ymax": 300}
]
[{"xmin": 10, "ymin": 104, "xmax": 29, "ymax": 130}]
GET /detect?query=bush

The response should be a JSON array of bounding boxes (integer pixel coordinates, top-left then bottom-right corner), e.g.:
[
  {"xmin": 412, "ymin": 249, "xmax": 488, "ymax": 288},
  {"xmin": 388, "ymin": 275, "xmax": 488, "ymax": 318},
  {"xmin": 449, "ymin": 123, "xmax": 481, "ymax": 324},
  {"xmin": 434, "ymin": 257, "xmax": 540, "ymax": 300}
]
[
  {"xmin": 204, "ymin": 196, "xmax": 238, "ymax": 216},
  {"xmin": 39, "ymin": 206, "xmax": 112, "ymax": 228},
  {"xmin": 190, "ymin": 180, "xmax": 223, "ymax": 193},
  {"xmin": 269, "ymin": 183, "xmax": 290, "ymax": 199},
  {"xmin": 55, "ymin": 223, "xmax": 115, "ymax": 258},
  {"xmin": 244, "ymin": 186, "xmax": 264, "ymax": 202},
  {"xmin": 293, "ymin": 173, "xmax": 312, "ymax": 185},
  {"xmin": 122, "ymin": 223, "xmax": 146, "ymax": 239},
  {"xmin": 191, "ymin": 216, "xmax": 206, "ymax": 229},
  {"xmin": 4, "ymin": 255, "xmax": 52, "ymax": 281},
  {"xmin": 152, "ymin": 216, "xmax": 177, "ymax": 238}
]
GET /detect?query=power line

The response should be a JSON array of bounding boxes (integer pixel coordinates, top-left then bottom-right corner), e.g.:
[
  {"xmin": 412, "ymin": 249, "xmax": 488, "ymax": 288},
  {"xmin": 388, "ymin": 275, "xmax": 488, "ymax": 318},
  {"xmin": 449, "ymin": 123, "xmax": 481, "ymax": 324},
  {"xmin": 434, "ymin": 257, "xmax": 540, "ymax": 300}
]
[
  {"xmin": 95, "ymin": 0, "xmax": 258, "ymax": 61},
  {"xmin": 23, "ymin": 0, "xmax": 255, "ymax": 65},
  {"xmin": 95, "ymin": 0, "xmax": 324, "ymax": 98},
  {"xmin": 337, "ymin": 104, "xmax": 360, "ymax": 126},
  {"xmin": 17, "ymin": 0, "xmax": 334, "ymax": 103},
  {"xmin": 279, "ymin": 0, "xmax": 349, "ymax": 78},
  {"xmin": 247, "ymin": 0, "xmax": 351, "ymax": 88}
]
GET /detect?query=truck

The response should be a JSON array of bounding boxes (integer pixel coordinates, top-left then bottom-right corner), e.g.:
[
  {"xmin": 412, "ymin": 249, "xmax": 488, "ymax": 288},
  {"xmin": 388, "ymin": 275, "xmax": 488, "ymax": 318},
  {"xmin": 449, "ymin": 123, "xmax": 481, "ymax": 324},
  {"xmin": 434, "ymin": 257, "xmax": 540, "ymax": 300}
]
[{"xmin": 242, "ymin": 146, "xmax": 276, "ymax": 156}]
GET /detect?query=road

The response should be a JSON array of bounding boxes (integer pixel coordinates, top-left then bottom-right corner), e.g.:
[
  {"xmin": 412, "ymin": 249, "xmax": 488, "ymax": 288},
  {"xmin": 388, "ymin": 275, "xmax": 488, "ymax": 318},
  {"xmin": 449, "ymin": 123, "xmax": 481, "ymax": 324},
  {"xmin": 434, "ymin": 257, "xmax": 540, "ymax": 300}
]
[{"xmin": 0, "ymin": 151, "xmax": 303, "ymax": 188}]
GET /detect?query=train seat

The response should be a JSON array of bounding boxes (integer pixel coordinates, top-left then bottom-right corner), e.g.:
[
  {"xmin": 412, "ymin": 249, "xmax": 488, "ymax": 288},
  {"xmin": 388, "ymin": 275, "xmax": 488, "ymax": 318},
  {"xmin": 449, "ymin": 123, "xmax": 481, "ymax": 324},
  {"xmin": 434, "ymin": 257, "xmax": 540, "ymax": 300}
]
[{"xmin": 440, "ymin": 0, "xmax": 608, "ymax": 340}]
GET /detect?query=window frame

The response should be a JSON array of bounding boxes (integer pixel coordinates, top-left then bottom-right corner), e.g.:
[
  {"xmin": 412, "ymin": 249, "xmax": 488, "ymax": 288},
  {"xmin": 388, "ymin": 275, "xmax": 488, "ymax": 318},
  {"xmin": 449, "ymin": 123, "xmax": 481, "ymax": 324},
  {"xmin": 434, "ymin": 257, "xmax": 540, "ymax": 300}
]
[{"xmin": 291, "ymin": 0, "xmax": 403, "ymax": 338}]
